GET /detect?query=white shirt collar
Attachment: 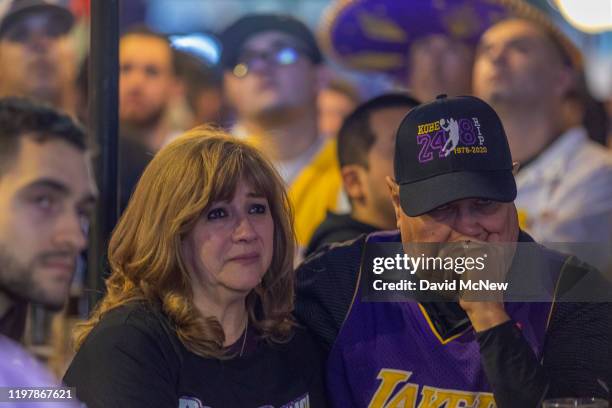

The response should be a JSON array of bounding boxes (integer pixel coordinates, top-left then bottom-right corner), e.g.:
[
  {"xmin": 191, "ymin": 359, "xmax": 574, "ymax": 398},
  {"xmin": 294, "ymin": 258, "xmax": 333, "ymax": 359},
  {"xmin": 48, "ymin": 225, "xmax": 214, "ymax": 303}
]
[{"xmin": 517, "ymin": 127, "xmax": 587, "ymax": 183}]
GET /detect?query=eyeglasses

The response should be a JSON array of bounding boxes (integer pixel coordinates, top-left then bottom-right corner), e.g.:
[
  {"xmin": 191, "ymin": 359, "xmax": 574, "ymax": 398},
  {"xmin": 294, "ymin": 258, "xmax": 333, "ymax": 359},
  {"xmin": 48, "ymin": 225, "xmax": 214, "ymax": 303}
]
[{"xmin": 232, "ymin": 45, "xmax": 303, "ymax": 78}]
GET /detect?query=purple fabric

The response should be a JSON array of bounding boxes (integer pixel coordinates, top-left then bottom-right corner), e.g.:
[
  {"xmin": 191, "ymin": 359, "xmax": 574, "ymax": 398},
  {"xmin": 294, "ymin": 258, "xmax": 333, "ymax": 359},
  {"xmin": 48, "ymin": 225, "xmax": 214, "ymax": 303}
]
[
  {"xmin": 326, "ymin": 233, "xmax": 552, "ymax": 407},
  {"xmin": 327, "ymin": 300, "xmax": 551, "ymax": 407},
  {"xmin": 325, "ymin": 0, "xmax": 523, "ymax": 77},
  {"xmin": 0, "ymin": 335, "xmax": 82, "ymax": 407}
]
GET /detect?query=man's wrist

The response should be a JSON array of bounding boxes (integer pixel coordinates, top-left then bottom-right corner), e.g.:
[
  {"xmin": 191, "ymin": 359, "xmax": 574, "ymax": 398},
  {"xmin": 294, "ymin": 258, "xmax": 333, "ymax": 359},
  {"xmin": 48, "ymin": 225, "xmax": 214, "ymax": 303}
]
[{"xmin": 464, "ymin": 303, "xmax": 510, "ymax": 332}]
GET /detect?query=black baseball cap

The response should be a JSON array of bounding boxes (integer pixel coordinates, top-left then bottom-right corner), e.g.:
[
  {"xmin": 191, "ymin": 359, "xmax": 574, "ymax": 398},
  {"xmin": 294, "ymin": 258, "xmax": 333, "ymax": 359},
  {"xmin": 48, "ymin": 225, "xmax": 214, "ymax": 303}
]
[
  {"xmin": 219, "ymin": 14, "xmax": 323, "ymax": 70},
  {"xmin": 394, "ymin": 94, "xmax": 516, "ymax": 216},
  {"xmin": 0, "ymin": 0, "xmax": 74, "ymax": 38}
]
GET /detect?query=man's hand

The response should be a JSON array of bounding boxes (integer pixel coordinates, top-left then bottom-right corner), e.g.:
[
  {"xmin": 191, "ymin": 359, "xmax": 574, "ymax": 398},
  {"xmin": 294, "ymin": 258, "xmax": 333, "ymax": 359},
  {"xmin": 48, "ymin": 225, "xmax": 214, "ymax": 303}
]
[
  {"xmin": 447, "ymin": 241, "xmax": 515, "ymax": 332},
  {"xmin": 458, "ymin": 301, "xmax": 510, "ymax": 332}
]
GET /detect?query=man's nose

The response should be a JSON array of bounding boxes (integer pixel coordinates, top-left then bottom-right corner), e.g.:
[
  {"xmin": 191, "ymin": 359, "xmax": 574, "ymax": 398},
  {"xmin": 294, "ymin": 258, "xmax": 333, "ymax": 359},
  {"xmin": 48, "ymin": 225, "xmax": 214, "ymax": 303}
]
[
  {"xmin": 488, "ymin": 44, "xmax": 508, "ymax": 65},
  {"xmin": 27, "ymin": 30, "xmax": 53, "ymax": 52},
  {"xmin": 453, "ymin": 208, "xmax": 484, "ymax": 239},
  {"xmin": 52, "ymin": 211, "xmax": 88, "ymax": 253}
]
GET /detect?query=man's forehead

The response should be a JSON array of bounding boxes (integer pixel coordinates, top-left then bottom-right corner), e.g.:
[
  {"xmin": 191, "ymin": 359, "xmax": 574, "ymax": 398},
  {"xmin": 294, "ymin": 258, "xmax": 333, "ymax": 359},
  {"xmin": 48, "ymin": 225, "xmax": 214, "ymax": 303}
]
[
  {"xmin": 2, "ymin": 137, "xmax": 94, "ymax": 193},
  {"xmin": 481, "ymin": 19, "xmax": 548, "ymax": 45},
  {"xmin": 413, "ymin": 33, "xmax": 463, "ymax": 48},
  {"xmin": 120, "ymin": 35, "xmax": 172, "ymax": 60}
]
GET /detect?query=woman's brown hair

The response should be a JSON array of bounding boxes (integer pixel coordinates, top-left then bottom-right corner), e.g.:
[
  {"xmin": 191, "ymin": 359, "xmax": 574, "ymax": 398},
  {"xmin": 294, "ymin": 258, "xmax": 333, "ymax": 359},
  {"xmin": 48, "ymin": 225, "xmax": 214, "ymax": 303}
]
[{"xmin": 74, "ymin": 126, "xmax": 296, "ymax": 358}]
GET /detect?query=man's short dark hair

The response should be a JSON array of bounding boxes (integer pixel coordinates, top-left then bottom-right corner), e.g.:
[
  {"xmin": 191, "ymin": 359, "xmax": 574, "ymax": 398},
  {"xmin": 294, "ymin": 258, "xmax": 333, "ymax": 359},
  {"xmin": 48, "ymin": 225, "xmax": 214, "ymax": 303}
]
[
  {"xmin": 173, "ymin": 50, "xmax": 222, "ymax": 114},
  {"xmin": 337, "ymin": 93, "xmax": 420, "ymax": 169},
  {"xmin": 0, "ymin": 97, "xmax": 87, "ymax": 174}
]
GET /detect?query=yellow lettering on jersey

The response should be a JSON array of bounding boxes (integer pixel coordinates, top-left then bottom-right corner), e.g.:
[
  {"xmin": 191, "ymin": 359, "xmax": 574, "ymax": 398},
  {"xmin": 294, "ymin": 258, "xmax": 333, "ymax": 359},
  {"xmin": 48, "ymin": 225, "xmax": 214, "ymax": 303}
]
[
  {"xmin": 369, "ymin": 369, "xmax": 413, "ymax": 408},
  {"xmin": 417, "ymin": 386, "xmax": 478, "ymax": 408},
  {"xmin": 368, "ymin": 369, "xmax": 497, "ymax": 408},
  {"xmin": 384, "ymin": 382, "xmax": 419, "ymax": 408},
  {"xmin": 474, "ymin": 394, "xmax": 496, "ymax": 408}
]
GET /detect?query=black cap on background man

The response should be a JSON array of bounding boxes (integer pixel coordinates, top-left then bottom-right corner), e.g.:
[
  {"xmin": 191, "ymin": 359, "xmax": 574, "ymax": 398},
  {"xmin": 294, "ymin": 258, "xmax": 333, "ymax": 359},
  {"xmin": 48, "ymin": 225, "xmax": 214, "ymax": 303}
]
[
  {"xmin": 0, "ymin": 0, "xmax": 78, "ymax": 113},
  {"xmin": 0, "ymin": 0, "xmax": 74, "ymax": 38},
  {"xmin": 219, "ymin": 13, "xmax": 323, "ymax": 71}
]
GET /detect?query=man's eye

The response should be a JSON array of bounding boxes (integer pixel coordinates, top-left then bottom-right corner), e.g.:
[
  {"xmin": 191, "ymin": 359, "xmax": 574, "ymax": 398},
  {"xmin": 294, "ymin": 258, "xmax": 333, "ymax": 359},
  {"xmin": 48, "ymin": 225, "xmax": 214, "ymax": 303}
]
[
  {"xmin": 475, "ymin": 199, "xmax": 499, "ymax": 209},
  {"xmin": 510, "ymin": 43, "xmax": 530, "ymax": 54},
  {"xmin": 6, "ymin": 26, "xmax": 28, "ymax": 42},
  {"xmin": 428, "ymin": 204, "xmax": 454, "ymax": 219},
  {"xmin": 275, "ymin": 47, "xmax": 299, "ymax": 65},
  {"xmin": 79, "ymin": 214, "xmax": 91, "ymax": 233},
  {"xmin": 207, "ymin": 208, "xmax": 227, "ymax": 220},
  {"xmin": 249, "ymin": 204, "xmax": 267, "ymax": 214},
  {"xmin": 476, "ymin": 199, "xmax": 493, "ymax": 205},
  {"xmin": 145, "ymin": 66, "xmax": 160, "ymax": 77},
  {"xmin": 34, "ymin": 195, "xmax": 54, "ymax": 210},
  {"xmin": 475, "ymin": 199, "xmax": 500, "ymax": 213}
]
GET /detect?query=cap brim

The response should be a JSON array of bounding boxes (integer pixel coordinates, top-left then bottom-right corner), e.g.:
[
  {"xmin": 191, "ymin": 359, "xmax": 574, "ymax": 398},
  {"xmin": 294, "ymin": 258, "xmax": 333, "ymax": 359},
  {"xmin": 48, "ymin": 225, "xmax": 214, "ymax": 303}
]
[
  {"xmin": 0, "ymin": 5, "xmax": 74, "ymax": 38},
  {"xmin": 399, "ymin": 170, "xmax": 517, "ymax": 217}
]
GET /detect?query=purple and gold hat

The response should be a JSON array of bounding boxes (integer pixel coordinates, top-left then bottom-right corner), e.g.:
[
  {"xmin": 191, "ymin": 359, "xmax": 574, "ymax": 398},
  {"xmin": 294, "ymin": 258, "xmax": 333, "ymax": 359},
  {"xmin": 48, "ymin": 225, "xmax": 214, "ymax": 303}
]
[{"xmin": 319, "ymin": 0, "xmax": 581, "ymax": 78}]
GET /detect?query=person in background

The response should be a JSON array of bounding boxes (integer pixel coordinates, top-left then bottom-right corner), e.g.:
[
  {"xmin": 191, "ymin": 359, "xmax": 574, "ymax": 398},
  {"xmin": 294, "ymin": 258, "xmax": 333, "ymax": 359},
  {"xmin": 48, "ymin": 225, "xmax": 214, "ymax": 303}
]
[
  {"xmin": 0, "ymin": 0, "xmax": 79, "ymax": 116},
  {"xmin": 174, "ymin": 49, "xmax": 225, "ymax": 128},
  {"xmin": 318, "ymin": 77, "xmax": 360, "ymax": 140},
  {"xmin": 119, "ymin": 25, "xmax": 181, "ymax": 153},
  {"xmin": 319, "ymin": 0, "xmax": 534, "ymax": 103},
  {"xmin": 0, "ymin": 97, "xmax": 95, "ymax": 405},
  {"xmin": 64, "ymin": 128, "xmax": 326, "ymax": 407},
  {"xmin": 76, "ymin": 54, "xmax": 151, "ymax": 214},
  {"xmin": 473, "ymin": 17, "xmax": 612, "ymax": 268},
  {"xmin": 560, "ymin": 75, "xmax": 610, "ymax": 147},
  {"xmin": 406, "ymin": 33, "xmax": 473, "ymax": 103},
  {"xmin": 221, "ymin": 14, "xmax": 344, "ymax": 251},
  {"xmin": 306, "ymin": 93, "xmax": 419, "ymax": 256}
]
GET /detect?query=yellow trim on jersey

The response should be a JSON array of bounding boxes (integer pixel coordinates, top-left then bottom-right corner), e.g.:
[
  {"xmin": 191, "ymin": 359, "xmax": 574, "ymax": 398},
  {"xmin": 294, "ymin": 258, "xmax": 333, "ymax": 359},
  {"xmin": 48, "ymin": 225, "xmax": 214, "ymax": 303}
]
[
  {"xmin": 417, "ymin": 304, "xmax": 471, "ymax": 345},
  {"xmin": 545, "ymin": 255, "xmax": 575, "ymax": 331}
]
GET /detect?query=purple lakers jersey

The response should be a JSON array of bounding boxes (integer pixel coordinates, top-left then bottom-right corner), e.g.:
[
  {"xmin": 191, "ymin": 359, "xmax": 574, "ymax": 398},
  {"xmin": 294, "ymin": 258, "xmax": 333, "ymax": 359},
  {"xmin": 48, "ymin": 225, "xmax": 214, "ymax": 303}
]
[{"xmin": 326, "ymin": 233, "xmax": 553, "ymax": 408}]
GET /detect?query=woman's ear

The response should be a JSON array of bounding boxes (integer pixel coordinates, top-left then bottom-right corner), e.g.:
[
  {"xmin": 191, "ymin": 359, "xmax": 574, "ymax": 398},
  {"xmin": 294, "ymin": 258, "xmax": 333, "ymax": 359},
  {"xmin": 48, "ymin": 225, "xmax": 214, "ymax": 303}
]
[{"xmin": 512, "ymin": 161, "xmax": 520, "ymax": 175}]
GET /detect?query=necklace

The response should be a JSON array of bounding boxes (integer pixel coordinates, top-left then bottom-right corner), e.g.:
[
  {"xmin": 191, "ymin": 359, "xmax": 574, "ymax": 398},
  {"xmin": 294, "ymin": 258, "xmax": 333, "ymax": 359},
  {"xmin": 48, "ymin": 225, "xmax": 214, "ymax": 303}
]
[{"xmin": 239, "ymin": 318, "xmax": 248, "ymax": 357}]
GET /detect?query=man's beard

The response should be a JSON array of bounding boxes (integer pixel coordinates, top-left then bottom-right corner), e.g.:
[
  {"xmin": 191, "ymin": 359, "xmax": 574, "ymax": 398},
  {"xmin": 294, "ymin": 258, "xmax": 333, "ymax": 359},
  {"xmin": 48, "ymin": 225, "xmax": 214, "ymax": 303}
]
[
  {"xmin": 120, "ymin": 104, "xmax": 166, "ymax": 132},
  {"xmin": 0, "ymin": 244, "xmax": 69, "ymax": 312}
]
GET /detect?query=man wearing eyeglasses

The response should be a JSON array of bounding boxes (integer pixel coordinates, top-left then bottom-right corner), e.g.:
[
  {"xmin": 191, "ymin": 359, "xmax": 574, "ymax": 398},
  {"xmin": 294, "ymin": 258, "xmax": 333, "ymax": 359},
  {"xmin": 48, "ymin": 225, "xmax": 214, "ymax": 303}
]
[
  {"xmin": 0, "ymin": 0, "xmax": 78, "ymax": 116},
  {"xmin": 221, "ymin": 14, "xmax": 345, "ymax": 253}
]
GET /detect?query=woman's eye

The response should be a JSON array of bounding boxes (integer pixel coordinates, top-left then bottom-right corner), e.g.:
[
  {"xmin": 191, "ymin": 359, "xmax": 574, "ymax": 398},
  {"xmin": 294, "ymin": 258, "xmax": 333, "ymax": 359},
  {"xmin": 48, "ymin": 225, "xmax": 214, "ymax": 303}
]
[
  {"xmin": 207, "ymin": 208, "xmax": 227, "ymax": 220},
  {"xmin": 249, "ymin": 204, "xmax": 267, "ymax": 214}
]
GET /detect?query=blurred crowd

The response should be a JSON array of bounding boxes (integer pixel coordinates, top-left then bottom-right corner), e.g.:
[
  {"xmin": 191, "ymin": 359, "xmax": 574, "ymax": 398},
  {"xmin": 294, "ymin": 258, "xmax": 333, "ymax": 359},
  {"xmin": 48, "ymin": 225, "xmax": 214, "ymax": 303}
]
[{"xmin": 0, "ymin": 0, "xmax": 611, "ymax": 406}]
